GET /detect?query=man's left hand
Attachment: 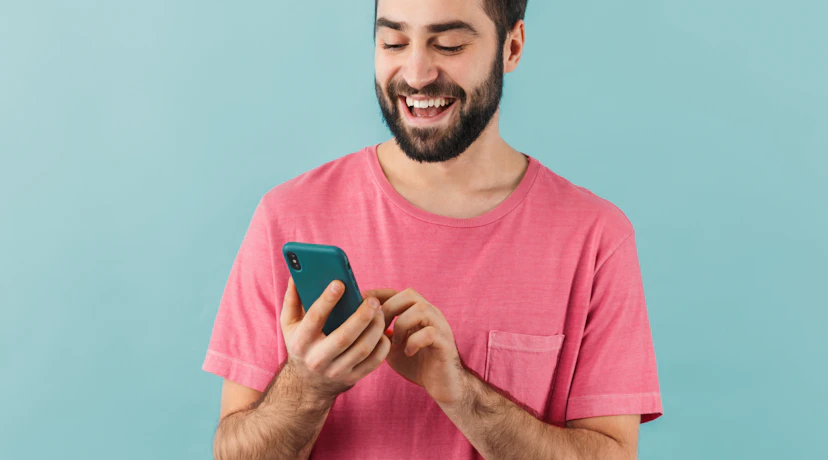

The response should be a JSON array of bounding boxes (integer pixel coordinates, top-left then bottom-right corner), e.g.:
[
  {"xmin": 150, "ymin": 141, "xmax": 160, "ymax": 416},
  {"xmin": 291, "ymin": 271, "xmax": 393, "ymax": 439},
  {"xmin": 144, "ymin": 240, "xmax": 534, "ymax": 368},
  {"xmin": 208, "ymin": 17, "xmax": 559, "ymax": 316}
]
[{"xmin": 379, "ymin": 288, "xmax": 467, "ymax": 406}]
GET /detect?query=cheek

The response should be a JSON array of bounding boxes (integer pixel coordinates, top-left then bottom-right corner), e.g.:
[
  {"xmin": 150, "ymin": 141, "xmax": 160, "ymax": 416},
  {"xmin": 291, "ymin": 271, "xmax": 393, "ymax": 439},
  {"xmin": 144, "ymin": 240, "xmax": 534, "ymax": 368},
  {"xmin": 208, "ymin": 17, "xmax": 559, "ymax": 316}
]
[
  {"xmin": 374, "ymin": 67, "xmax": 394, "ymax": 94},
  {"xmin": 441, "ymin": 57, "xmax": 484, "ymax": 92},
  {"xmin": 374, "ymin": 53, "xmax": 395, "ymax": 78}
]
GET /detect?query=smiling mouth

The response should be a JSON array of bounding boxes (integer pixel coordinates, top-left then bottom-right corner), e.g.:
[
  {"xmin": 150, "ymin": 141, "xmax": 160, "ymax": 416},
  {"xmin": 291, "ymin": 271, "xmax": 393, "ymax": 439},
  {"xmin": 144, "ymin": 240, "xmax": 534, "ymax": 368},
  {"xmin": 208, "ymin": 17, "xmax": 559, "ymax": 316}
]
[{"xmin": 398, "ymin": 96, "xmax": 457, "ymax": 119}]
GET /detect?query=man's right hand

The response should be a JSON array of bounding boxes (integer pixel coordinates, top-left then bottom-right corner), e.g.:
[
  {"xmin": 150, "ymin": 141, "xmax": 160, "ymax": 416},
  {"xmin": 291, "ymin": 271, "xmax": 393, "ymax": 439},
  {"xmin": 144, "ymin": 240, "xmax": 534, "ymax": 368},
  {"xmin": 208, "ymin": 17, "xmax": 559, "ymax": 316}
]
[{"xmin": 279, "ymin": 276, "xmax": 398, "ymax": 401}]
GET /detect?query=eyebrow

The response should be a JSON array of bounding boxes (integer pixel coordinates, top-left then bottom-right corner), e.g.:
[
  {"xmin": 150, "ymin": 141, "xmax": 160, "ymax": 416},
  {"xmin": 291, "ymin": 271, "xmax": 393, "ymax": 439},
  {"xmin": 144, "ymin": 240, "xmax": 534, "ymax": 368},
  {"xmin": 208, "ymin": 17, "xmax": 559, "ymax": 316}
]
[{"xmin": 375, "ymin": 17, "xmax": 479, "ymax": 36}]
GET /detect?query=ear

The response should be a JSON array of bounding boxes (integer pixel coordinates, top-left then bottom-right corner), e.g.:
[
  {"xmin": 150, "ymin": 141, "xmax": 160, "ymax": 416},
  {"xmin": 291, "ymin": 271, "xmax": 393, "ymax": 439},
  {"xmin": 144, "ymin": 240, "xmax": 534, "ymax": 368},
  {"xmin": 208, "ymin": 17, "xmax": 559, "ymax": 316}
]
[{"xmin": 503, "ymin": 19, "xmax": 526, "ymax": 74}]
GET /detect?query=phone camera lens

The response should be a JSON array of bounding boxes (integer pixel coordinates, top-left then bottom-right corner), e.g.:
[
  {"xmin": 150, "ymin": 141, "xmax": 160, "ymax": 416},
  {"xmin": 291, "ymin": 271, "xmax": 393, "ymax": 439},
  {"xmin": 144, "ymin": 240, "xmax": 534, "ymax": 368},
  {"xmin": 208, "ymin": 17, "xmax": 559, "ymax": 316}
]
[{"xmin": 287, "ymin": 252, "xmax": 301, "ymax": 270}]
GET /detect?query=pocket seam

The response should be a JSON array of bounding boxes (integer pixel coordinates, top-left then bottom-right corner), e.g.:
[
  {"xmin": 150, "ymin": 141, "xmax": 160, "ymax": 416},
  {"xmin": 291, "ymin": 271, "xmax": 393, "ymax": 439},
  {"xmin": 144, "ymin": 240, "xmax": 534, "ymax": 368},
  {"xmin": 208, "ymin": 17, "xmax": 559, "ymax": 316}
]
[
  {"xmin": 488, "ymin": 344, "xmax": 561, "ymax": 352},
  {"xmin": 484, "ymin": 331, "xmax": 565, "ymax": 381}
]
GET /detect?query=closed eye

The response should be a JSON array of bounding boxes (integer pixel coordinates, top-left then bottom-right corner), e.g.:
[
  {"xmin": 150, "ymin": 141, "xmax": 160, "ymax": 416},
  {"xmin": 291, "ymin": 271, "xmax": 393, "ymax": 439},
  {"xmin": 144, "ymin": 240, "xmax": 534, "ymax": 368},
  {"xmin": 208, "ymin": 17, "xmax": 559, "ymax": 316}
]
[
  {"xmin": 381, "ymin": 43, "xmax": 465, "ymax": 53},
  {"xmin": 436, "ymin": 45, "xmax": 464, "ymax": 53}
]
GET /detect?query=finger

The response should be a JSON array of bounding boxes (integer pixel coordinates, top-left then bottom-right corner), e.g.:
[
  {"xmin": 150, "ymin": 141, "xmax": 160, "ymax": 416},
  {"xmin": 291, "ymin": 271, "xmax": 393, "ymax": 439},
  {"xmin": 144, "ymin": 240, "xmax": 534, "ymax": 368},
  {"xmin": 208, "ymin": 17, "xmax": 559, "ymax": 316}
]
[
  {"xmin": 360, "ymin": 288, "xmax": 399, "ymax": 332},
  {"xmin": 280, "ymin": 276, "xmax": 304, "ymax": 330},
  {"xmin": 295, "ymin": 279, "xmax": 345, "ymax": 339},
  {"xmin": 361, "ymin": 288, "xmax": 398, "ymax": 305},
  {"xmin": 380, "ymin": 288, "xmax": 424, "ymax": 328},
  {"xmin": 403, "ymin": 325, "xmax": 439, "ymax": 356},
  {"xmin": 329, "ymin": 309, "xmax": 386, "ymax": 373},
  {"xmin": 391, "ymin": 302, "xmax": 434, "ymax": 345},
  {"xmin": 350, "ymin": 332, "xmax": 392, "ymax": 378},
  {"xmin": 323, "ymin": 296, "xmax": 383, "ymax": 358}
]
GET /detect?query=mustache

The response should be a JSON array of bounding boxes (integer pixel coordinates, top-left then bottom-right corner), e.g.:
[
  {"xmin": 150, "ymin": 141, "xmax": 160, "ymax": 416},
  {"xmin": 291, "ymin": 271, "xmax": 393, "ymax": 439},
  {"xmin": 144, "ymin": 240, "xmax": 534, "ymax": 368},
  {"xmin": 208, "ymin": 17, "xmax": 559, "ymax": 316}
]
[{"xmin": 387, "ymin": 80, "xmax": 465, "ymax": 100}]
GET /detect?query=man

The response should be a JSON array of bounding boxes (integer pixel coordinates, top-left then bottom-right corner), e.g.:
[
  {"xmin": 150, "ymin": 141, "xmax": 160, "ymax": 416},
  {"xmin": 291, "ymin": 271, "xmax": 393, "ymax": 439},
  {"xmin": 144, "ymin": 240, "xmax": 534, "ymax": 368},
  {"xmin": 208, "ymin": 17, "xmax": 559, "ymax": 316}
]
[{"xmin": 202, "ymin": 0, "xmax": 663, "ymax": 458}]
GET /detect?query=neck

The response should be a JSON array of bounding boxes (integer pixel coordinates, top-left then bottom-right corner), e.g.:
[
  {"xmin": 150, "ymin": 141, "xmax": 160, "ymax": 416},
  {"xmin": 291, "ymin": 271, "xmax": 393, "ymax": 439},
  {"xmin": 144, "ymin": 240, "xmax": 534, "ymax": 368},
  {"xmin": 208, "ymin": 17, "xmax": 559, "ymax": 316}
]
[{"xmin": 377, "ymin": 126, "xmax": 527, "ymax": 194}]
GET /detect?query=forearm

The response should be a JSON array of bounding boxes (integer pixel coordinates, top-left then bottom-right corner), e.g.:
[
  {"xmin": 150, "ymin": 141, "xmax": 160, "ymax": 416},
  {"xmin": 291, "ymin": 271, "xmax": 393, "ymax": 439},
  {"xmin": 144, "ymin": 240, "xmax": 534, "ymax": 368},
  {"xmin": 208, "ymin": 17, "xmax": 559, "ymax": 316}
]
[
  {"xmin": 438, "ymin": 370, "xmax": 630, "ymax": 460},
  {"xmin": 214, "ymin": 361, "xmax": 335, "ymax": 460}
]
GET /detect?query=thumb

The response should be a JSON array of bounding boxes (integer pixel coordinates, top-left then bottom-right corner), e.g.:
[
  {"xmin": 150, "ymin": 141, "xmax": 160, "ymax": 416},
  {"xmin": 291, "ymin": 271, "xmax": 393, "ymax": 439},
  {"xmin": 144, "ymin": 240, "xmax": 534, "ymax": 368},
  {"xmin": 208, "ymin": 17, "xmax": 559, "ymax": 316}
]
[{"xmin": 280, "ymin": 276, "xmax": 305, "ymax": 331}]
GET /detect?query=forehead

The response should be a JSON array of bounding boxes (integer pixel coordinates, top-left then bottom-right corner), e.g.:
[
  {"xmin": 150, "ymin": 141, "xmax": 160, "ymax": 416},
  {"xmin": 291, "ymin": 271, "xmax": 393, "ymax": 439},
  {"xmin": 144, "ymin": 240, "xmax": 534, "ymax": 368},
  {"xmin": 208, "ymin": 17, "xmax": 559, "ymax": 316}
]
[{"xmin": 376, "ymin": 0, "xmax": 491, "ymax": 34}]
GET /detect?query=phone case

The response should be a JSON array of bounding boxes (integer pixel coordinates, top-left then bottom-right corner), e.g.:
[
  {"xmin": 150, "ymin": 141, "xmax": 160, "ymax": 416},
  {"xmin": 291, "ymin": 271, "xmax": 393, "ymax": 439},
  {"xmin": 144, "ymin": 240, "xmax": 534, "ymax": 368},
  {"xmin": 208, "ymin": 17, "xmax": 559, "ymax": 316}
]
[{"xmin": 282, "ymin": 242, "xmax": 363, "ymax": 336}]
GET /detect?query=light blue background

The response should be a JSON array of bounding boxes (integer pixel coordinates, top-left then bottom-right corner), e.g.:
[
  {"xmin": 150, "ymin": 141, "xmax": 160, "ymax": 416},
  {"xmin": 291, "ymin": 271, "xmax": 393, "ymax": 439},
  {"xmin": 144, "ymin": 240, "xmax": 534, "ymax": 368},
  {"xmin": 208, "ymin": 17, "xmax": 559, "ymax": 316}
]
[{"xmin": 2, "ymin": 1, "xmax": 825, "ymax": 458}]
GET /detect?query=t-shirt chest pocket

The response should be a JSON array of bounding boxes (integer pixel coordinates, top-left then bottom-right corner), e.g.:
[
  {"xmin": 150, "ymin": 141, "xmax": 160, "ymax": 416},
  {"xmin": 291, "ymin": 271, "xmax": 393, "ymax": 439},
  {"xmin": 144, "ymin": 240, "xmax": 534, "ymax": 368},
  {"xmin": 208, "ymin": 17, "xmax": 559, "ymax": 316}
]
[{"xmin": 483, "ymin": 330, "xmax": 565, "ymax": 418}]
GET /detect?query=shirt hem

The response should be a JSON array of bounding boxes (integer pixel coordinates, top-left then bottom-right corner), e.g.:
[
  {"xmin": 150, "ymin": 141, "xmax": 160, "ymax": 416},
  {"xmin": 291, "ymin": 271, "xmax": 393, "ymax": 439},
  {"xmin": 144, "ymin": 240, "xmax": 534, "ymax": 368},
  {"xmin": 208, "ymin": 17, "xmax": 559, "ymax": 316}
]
[
  {"xmin": 202, "ymin": 349, "xmax": 276, "ymax": 392},
  {"xmin": 566, "ymin": 391, "xmax": 663, "ymax": 424}
]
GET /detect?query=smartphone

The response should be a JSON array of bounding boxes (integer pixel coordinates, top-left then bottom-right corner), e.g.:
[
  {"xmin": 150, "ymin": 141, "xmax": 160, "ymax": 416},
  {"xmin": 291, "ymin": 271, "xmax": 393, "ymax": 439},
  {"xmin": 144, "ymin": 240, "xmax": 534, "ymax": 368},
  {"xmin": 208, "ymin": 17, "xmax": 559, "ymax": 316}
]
[{"xmin": 282, "ymin": 242, "xmax": 363, "ymax": 336}]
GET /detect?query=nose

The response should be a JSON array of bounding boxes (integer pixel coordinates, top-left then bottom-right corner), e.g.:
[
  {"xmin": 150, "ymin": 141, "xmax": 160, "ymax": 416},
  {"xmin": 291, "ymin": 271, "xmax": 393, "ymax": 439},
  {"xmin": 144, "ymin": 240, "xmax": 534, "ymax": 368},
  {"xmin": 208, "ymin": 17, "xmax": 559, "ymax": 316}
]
[{"xmin": 401, "ymin": 45, "xmax": 438, "ymax": 91}]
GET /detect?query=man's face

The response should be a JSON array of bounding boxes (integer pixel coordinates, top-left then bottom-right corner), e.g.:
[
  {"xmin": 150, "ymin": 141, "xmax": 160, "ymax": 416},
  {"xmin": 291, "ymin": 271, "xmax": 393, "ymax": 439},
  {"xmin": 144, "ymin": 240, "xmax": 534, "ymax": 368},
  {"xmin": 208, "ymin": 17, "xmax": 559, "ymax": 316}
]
[{"xmin": 374, "ymin": 0, "xmax": 504, "ymax": 164}]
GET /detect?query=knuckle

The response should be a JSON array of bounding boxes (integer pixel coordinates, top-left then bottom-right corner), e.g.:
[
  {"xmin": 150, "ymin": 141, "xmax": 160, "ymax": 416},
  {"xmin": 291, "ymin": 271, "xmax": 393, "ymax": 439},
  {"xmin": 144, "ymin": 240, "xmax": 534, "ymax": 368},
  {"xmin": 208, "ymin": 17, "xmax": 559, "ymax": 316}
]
[
  {"xmin": 332, "ymin": 333, "xmax": 350, "ymax": 349},
  {"xmin": 402, "ymin": 287, "xmax": 416, "ymax": 296},
  {"xmin": 372, "ymin": 311, "xmax": 384, "ymax": 324},
  {"xmin": 374, "ymin": 337, "xmax": 390, "ymax": 359},
  {"xmin": 379, "ymin": 335, "xmax": 392, "ymax": 353},
  {"xmin": 288, "ymin": 337, "xmax": 307, "ymax": 355},
  {"xmin": 305, "ymin": 310, "xmax": 322, "ymax": 324},
  {"xmin": 305, "ymin": 355, "xmax": 323, "ymax": 372},
  {"xmin": 368, "ymin": 347, "xmax": 384, "ymax": 369},
  {"xmin": 359, "ymin": 309, "xmax": 375, "ymax": 323},
  {"xmin": 355, "ymin": 345, "xmax": 372, "ymax": 361},
  {"xmin": 324, "ymin": 367, "xmax": 341, "ymax": 381}
]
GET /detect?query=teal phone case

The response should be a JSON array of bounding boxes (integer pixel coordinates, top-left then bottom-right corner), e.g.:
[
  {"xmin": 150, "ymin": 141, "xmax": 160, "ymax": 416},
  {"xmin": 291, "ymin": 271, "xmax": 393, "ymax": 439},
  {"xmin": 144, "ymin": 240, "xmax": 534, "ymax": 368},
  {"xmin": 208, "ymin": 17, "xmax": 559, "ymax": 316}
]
[{"xmin": 282, "ymin": 242, "xmax": 363, "ymax": 336}]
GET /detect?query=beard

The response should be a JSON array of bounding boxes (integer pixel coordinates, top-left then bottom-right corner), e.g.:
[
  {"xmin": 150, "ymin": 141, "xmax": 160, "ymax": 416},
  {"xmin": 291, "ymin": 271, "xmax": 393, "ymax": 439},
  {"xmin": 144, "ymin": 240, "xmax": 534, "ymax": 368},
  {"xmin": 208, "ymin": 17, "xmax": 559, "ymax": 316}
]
[{"xmin": 375, "ymin": 46, "xmax": 504, "ymax": 164}]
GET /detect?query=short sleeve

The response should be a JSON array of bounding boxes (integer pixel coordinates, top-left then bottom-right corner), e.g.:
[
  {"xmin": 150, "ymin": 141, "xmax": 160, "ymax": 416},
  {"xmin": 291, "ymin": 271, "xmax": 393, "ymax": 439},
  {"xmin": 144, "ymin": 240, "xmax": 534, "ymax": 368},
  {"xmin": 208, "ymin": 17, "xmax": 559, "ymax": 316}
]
[
  {"xmin": 567, "ymin": 231, "xmax": 663, "ymax": 423},
  {"xmin": 201, "ymin": 195, "xmax": 290, "ymax": 392}
]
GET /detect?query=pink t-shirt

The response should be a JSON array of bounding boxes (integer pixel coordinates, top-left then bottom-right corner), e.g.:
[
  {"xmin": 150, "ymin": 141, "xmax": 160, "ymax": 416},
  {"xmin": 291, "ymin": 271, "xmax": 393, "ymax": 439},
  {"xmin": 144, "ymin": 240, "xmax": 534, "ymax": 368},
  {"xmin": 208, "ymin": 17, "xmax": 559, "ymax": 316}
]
[{"xmin": 203, "ymin": 143, "xmax": 663, "ymax": 458}]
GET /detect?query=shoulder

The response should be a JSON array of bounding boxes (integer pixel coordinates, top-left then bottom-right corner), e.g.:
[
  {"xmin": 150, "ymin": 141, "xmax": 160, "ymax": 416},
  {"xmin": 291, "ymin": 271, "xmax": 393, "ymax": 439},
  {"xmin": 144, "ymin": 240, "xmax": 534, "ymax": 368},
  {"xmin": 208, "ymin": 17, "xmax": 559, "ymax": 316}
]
[
  {"xmin": 533, "ymin": 162, "xmax": 636, "ymax": 245},
  {"xmin": 259, "ymin": 147, "xmax": 367, "ymax": 216}
]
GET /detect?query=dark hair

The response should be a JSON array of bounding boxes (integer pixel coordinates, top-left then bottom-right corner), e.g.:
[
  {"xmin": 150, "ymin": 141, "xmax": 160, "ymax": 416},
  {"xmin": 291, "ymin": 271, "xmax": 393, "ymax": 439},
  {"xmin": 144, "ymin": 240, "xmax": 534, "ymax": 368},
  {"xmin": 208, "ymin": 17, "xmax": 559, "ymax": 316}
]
[{"xmin": 374, "ymin": 0, "xmax": 529, "ymax": 46}]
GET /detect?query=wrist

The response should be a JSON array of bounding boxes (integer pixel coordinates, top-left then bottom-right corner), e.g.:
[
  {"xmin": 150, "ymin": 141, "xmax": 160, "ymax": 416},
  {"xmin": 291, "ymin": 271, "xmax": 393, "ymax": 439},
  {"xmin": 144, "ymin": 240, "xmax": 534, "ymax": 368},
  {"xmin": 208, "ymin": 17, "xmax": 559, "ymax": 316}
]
[
  {"xmin": 269, "ymin": 360, "xmax": 337, "ymax": 411},
  {"xmin": 435, "ymin": 366, "xmax": 475, "ymax": 412}
]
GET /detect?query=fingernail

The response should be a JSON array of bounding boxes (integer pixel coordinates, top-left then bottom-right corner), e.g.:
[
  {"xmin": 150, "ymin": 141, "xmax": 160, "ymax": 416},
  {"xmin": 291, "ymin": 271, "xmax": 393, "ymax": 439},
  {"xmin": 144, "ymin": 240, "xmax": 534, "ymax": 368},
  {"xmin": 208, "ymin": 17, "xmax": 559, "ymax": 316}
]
[
  {"xmin": 329, "ymin": 281, "xmax": 342, "ymax": 294},
  {"xmin": 369, "ymin": 297, "xmax": 380, "ymax": 309}
]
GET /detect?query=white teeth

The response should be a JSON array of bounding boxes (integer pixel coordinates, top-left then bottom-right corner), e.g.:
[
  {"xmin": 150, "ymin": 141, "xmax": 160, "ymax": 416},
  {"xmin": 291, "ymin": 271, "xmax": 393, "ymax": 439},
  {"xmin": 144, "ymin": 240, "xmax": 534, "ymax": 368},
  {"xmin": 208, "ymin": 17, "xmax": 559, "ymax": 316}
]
[{"xmin": 405, "ymin": 97, "xmax": 453, "ymax": 109}]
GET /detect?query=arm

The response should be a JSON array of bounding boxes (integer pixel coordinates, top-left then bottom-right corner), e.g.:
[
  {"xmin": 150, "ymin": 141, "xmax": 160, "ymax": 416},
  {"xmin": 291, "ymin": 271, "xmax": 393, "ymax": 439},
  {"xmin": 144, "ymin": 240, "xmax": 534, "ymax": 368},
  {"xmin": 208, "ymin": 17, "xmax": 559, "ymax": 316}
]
[
  {"xmin": 378, "ymin": 288, "xmax": 643, "ymax": 460},
  {"xmin": 438, "ymin": 368, "xmax": 639, "ymax": 460},
  {"xmin": 212, "ymin": 281, "xmax": 399, "ymax": 459},
  {"xmin": 213, "ymin": 360, "xmax": 336, "ymax": 460}
]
